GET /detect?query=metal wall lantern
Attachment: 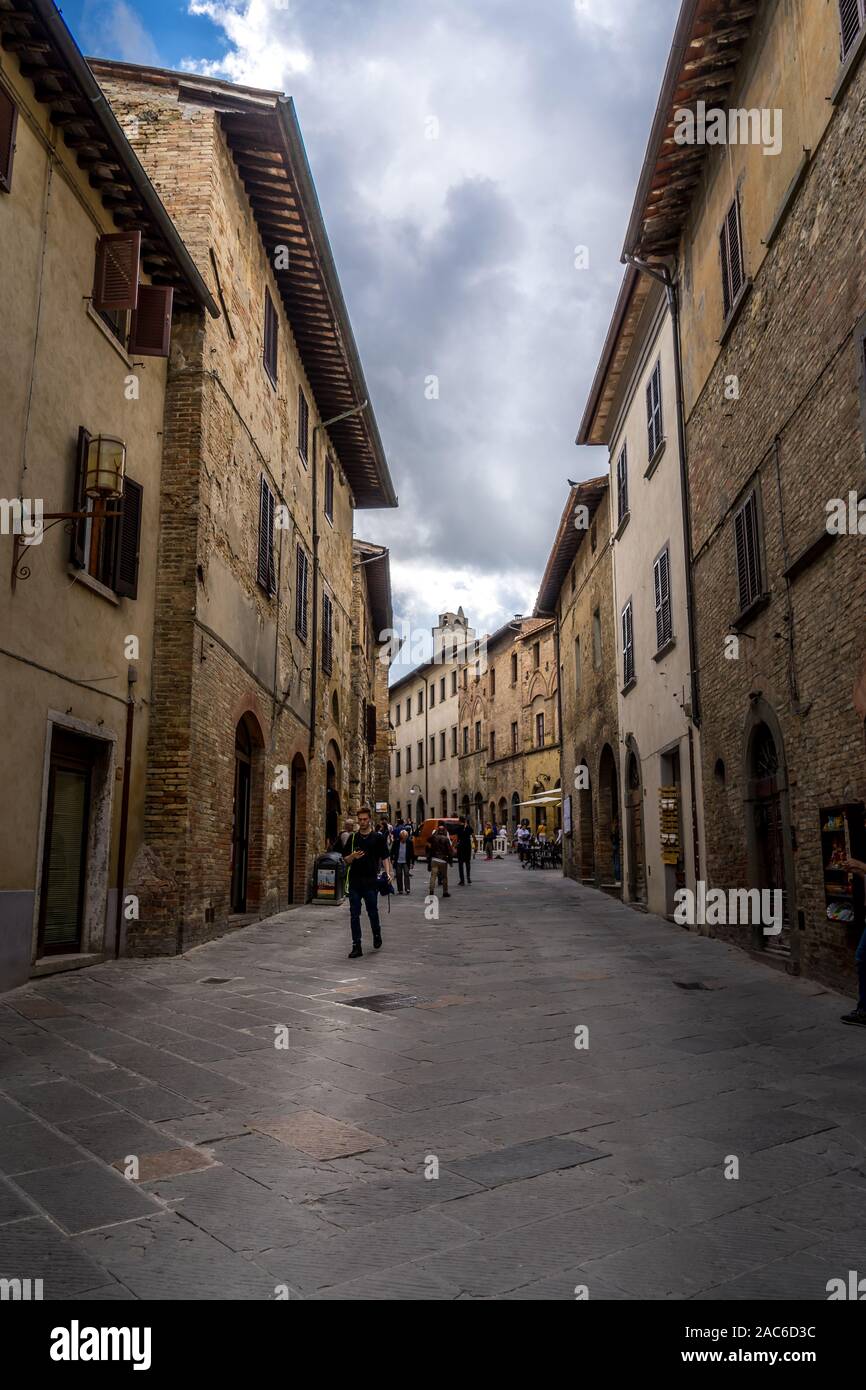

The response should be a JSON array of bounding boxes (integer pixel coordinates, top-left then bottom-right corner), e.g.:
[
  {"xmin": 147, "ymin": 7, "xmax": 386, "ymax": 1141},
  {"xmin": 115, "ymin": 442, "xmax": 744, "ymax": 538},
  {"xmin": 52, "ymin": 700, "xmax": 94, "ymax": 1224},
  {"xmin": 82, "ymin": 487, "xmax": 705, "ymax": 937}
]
[{"xmin": 10, "ymin": 434, "xmax": 126, "ymax": 592}]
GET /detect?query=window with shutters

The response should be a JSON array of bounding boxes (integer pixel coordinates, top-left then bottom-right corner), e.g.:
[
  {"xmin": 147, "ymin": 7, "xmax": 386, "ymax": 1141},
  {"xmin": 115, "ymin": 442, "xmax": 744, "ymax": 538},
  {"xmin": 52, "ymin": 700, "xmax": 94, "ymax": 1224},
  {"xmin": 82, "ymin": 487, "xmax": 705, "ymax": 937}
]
[
  {"xmin": 263, "ymin": 289, "xmax": 278, "ymax": 385},
  {"xmin": 733, "ymin": 491, "xmax": 764, "ymax": 615},
  {"xmin": 92, "ymin": 231, "xmax": 140, "ymax": 346},
  {"xmin": 646, "ymin": 360, "xmax": 663, "ymax": 461},
  {"xmin": 257, "ymin": 476, "xmax": 276, "ymax": 596},
  {"xmin": 324, "ymin": 457, "xmax": 334, "ymax": 522},
  {"xmin": 322, "ymin": 592, "xmax": 333, "ymax": 673},
  {"xmin": 616, "ymin": 444, "xmax": 629, "ymax": 522},
  {"xmin": 839, "ymin": 0, "xmax": 866, "ymax": 61},
  {"xmin": 298, "ymin": 388, "xmax": 309, "ymax": 464},
  {"xmin": 0, "ymin": 87, "xmax": 18, "ymax": 193},
  {"xmin": 720, "ymin": 195, "xmax": 745, "ymax": 321},
  {"xmin": 621, "ymin": 600, "xmax": 635, "ymax": 688},
  {"xmin": 295, "ymin": 544, "xmax": 309, "ymax": 640},
  {"xmin": 653, "ymin": 546, "xmax": 673, "ymax": 653}
]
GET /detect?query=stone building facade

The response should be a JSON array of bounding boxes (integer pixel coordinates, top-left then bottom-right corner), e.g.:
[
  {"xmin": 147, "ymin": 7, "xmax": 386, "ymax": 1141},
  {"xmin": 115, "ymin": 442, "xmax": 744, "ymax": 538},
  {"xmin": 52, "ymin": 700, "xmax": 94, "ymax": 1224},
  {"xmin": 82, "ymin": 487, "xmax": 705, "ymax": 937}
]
[
  {"xmin": 0, "ymin": 4, "xmax": 216, "ymax": 991},
  {"xmin": 577, "ymin": 272, "xmax": 705, "ymax": 918},
  {"xmin": 537, "ymin": 481, "xmax": 621, "ymax": 889},
  {"xmin": 350, "ymin": 541, "xmax": 393, "ymax": 814},
  {"xmin": 388, "ymin": 610, "xmax": 473, "ymax": 824},
  {"xmin": 621, "ymin": 0, "xmax": 866, "ymax": 990},
  {"xmin": 457, "ymin": 618, "xmax": 561, "ymax": 836},
  {"xmin": 91, "ymin": 62, "xmax": 396, "ymax": 952}
]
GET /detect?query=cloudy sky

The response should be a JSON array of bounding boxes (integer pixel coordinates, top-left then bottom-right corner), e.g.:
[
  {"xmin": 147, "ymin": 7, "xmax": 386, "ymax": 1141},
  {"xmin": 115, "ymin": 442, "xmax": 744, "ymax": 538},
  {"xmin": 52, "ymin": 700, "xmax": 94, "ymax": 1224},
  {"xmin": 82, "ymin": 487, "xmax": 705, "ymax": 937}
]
[{"xmin": 68, "ymin": 0, "xmax": 680, "ymax": 677}]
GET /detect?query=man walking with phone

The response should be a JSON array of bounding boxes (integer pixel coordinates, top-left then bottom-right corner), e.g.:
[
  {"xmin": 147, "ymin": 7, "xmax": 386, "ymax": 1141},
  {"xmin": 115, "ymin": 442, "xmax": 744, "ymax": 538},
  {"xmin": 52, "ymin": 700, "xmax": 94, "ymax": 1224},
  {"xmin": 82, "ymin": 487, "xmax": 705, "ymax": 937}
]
[{"xmin": 342, "ymin": 805, "xmax": 392, "ymax": 959}]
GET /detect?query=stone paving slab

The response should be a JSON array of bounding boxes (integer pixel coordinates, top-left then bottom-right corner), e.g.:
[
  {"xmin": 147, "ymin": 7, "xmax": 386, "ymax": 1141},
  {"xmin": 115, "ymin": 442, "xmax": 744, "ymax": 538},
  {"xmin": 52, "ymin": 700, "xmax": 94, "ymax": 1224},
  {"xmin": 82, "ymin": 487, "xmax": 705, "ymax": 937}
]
[{"xmin": 1, "ymin": 855, "xmax": 865, "ymax": 1298}]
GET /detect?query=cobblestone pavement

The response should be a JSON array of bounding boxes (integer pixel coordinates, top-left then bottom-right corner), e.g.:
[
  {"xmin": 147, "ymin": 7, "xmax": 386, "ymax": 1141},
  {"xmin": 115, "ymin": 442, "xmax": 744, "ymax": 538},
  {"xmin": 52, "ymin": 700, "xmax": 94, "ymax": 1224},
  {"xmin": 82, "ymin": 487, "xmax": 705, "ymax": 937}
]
[{"xmin": 1, "ymin": 855, "xmax": 865, "ymax": 1300}]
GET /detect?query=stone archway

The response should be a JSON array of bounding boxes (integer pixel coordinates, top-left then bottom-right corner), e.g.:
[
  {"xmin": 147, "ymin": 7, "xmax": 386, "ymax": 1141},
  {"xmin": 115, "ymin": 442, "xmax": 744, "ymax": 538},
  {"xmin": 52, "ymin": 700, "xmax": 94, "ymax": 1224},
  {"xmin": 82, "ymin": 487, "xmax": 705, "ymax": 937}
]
[
  {"xmin": 325, "ymin": 738, "xmax": 342, "ymax": 846},
  {"xmin": 743, "ymin": 701, "xmax": 795, "ymax": 955},
  {"xmin": 597, "ymin": 743, "xmax": 620, "ymax": 889}
]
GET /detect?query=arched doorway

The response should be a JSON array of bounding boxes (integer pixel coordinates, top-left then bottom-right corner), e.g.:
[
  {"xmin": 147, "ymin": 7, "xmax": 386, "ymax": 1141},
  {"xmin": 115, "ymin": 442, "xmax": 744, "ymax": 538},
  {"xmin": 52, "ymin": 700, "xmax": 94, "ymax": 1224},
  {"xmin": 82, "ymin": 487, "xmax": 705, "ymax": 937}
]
[
  {"xmin": 289, "ymin": 752, "xmax": 307, "ymax": 904},
  {"xmin": 598, "ymin": 744, "xmax": 620, "ymax": 889},
  {"xmin": 231, "ymin": 714, "xmax": 264, "ymax": 913},
  {"xmin": 325, "ymin": 739, "xmax": 342, "ymax": 846},
  {"xmin": 576, "ymin": 762, "xmax": 595, "ymax": 880},
  {"xmin": 625, "ymin": 746, "xmax": 646, "ymax": 903},
  {"xmin": 744, "ymin": 710, "xmax": 793, "ymax": 952}
]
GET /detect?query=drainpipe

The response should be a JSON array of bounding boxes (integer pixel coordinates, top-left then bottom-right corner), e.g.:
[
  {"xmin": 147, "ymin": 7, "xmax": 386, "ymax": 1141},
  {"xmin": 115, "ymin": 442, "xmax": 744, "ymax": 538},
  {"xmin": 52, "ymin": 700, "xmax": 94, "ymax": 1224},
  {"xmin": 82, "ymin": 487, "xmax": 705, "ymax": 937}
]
[
  {"xmin": 623, "ymin": 253, "xmax": 701, "ymax": 884},
  {"xmin": 113, "ymin": 664, "xmax": 136, "ymax": 959},
  {"xmin": 307, "ymin": 401, "xmax": 368, "ymax": 784}
]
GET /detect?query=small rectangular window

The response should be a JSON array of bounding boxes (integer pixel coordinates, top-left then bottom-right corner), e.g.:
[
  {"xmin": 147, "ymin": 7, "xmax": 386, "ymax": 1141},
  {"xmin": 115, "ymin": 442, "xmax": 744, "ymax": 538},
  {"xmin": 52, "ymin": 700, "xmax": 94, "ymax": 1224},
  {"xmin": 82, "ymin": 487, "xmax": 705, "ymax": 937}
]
[
  {"xmin": 395, "ymin": 750, "xmax": 401, "ymax": 777},
  {"xmin": 462, "ymin": 726, "xmax": 469, "ymax": 754},
  {"xmin": 295, "ymin": 544, "xmax": 309, "ymax": 640},
  {"xmin": 511, "ymin": 652, "xmax": 518, "ymax": 683},
  {"xmin": 418, "ymin": 689, "xmax": 423, "ymax": 713},
  {"xmin": 720, "ymin": 196, "xmax": 745, "ymax": 320},
  {"xmin": 511, "ymin": 721, "xmax": 518, "ymax": 752},
  {"xmin": 0, "ymin": 87, "xmax": 18, "ymax": 193},
  {"xmin": 322, "ymin": 592, "xmax": 333, "ymax": 673},
  {"xmin": 263, "ymin": 289, "xmax": 278, "ymax": 385},
  {"xmin": 592, "ymin": 609, "xmax": 602, "ymax": 669},
  {"xmin": 616, "ymin": 443, "xmax": 629, "ymax": 520},
  {"xmin": 406, "ymin": 697, "xmax": 411, "ymax": 720},
  {"xmin": 324, "ymin": 457, "xmax": 334, "ymax": 522},
  {"xmin": 257, "ymin": 475, "xmax": 276, "ymax": 596},
  {"xmin": 451, "ymin": 670, "xmax": 457, "ymax": 695},
  {"xmin": 533, "ymin": 641, "xmax": 540, "ymax": 669},
  {"xmin": 429, "ymin": 683, "xmax": 435, "ymax": 708},
  {"xmin": 839, "ymin": 0, "xmax": 866, "ymax": 61},
  {"xmin": 451, "ymin": 726, "xmax": 457, "ymax": 756},
  {"xmin": 490, "ymin": 730, "xmax": 496, "ymax": 760},
  {"xmin": 439, "ymin": 731, "xmax": 445, "ymax": 760},
  {"xmin": 535, "ymin": 713, "xmax": 544, "ymax": 748},
  {"xmin": 417, "ymin": 740, "xmax": 423, "ymax": 768},
  {"xmin": 653, "ymin": 546, "xmax": 673, "ymax": 650},
  {"xmin": 575, "ymin": 635, "xmax": 581, "ymax": 691},
  {"xmin": 395, "ymin": 704, "xmax": 401, "ymax": 726},
  {"xmin": 646, "ymin": 360, "xmax": 663, "ymax": 460},
  {"xmin": 440, "ymin": 676, "xmax": 445, "ymax": 701},
  {"xmin": 298, "ymin": 388, "xmax": 309, "ymax": 464},
  {"xmin": 621, "ymin": 601, "xmax": 635, "ymax": 687},
  {"xmin": 406, "ymin": 745, "xmax": 412, "ymax": 773},
  {"xmin": 734, "ymin": 491, "xmax": 763, "ymax": 613},
  {"xmin": 429, "ymin": 735, "xmax": 436, "ymax": 763},
  {"xmin": 490, "ymin": 667, "xmax": 496, "ymax": 697},
  {"xmin": 474, "ymin": 721, "xmax": 481, "ymax": 751}
]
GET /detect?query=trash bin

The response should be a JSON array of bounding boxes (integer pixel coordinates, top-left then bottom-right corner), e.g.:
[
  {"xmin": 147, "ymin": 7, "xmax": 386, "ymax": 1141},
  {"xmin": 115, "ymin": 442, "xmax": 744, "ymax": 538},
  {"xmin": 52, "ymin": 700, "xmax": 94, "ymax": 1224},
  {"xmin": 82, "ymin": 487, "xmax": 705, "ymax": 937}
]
[{"xmin": 312, "ymin": 850, "xmax": 345, "ymax": 904}]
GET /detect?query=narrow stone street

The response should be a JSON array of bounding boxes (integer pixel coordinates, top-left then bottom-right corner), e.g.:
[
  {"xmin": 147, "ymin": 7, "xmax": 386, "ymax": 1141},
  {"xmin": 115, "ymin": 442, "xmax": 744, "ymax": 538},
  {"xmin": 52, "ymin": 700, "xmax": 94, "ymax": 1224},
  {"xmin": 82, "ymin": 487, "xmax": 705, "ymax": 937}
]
[{"xmin": 1, "ymin": 857, "xmax": 865, "ymax": 1301}]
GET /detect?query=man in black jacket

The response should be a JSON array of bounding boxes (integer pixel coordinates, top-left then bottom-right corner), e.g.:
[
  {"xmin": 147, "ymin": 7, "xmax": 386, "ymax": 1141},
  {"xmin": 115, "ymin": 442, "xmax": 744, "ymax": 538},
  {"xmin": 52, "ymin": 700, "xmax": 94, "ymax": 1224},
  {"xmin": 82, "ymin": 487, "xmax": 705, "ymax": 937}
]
[
  {"xmin": 342, "ymin": 805, "xmax": 392, "ymax": 958},
  {"xmin": 456, "ymin": 815, "xmax": 474, "ymax": 886}
]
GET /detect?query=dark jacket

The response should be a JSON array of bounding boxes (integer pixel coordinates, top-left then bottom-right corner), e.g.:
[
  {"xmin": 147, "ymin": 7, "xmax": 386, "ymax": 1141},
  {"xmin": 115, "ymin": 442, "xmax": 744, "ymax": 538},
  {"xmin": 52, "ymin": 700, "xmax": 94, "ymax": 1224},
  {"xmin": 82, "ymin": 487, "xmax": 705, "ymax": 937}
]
[
  {"xmin": 456, "ymin": 824, "xmax": 474, "ymax": 859},
  {"xmin": 426, "ymin": 829, "xmax": 454, "ymax": 868},
  {"xmin": 393, "ymin": 835, "xmax": 415, "ymax": 867}
]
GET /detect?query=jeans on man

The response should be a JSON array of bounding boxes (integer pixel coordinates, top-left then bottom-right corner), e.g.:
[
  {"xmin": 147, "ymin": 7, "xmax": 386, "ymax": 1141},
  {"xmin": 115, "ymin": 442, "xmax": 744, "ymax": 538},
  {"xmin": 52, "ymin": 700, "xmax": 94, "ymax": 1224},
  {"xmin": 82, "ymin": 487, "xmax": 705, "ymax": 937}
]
[
  {"xmin": 348, "ymin": 885, "xmax": 381, "ymax": 945},
  {"xmin": 395, "ymin": 862, "xmax": 411, "ymax": 894},
  {"xmin": 856, "ymin": 925, "xmax": 866, "ymax": 1011},
  {"xmin": 458, "ymin": 854, "xmax": 471, "ymax": 884}
]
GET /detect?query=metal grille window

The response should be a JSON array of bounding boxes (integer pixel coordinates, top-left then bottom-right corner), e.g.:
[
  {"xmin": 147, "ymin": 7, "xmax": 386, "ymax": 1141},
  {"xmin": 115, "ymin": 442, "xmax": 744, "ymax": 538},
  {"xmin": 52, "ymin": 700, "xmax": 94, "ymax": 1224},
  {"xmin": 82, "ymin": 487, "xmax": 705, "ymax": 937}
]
[
  {"xmin": 263, "ymin": 289, "xmax": 278, "ymax": 385},
  {"xmin": 322, "ymin": 592, "xmax": 333, "ymax": 673},
  {"xmin": 720, "ymin": 195, "xmax": 745, "ymax": 319},
  {"xmin": 324, "ymin": 457, "xmax": 334, "ymax": 522},
  {"xmin": 839, "ymin": 0, "xmax": 866, "ymax": 59},
  {"xmin": 298, "ymin": 388, "xmax": 309, "ymax": 464},
  {"xmin": 653, "ymin": 546, "xmax": 672, "ymax": 650},
  {"xmin": 621, "ymin": 600, "xmax": 635, "ymax": 687},
  {"xmin": 257, "ymin": 475, "xmax": 276, "ymax": 595},
  {"xmin": 295, "ymin": 544, "xmax": 309, "ymax": 640},
  {"xmin": 733, "ymin": 491, "xmax": 763, "ymax": 613},
  {"xmin": 646, "ymin": 360, "xmax": 663, "ymax": 460},
  {"xmin": 616, "ymin": 444, "xmax": 629, "ymax": 521}
]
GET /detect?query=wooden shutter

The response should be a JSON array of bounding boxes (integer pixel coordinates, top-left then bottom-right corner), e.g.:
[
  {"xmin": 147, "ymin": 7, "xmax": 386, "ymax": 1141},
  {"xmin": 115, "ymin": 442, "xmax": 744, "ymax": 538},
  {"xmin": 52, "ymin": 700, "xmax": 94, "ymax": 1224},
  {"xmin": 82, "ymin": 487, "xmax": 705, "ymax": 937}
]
[
  {"xmin": 734, "ymin": 493, "xmax": 762, "ymax": 612},
  {"xmin": 622, "ymin": 602, "xmax": 634, "ymax": 685},
  {"xmin": 720, "ymin": 197, "xmax": 744, "ymax": 318},
  {"xmin": 0, "ymin": 87, "xmax": 18, "ymax": 193},
  {"xmin": 263, "ymin": 290, "xmax": 278, "ymax": 383},
  {"xmin": 839, "ymin": 0, "xmax": 865, "ymax": 59},
  {"xmin": 298, "ymin": 389, "xmax": 308, "ymax": 461},
  {"xmin": 654, "ymin": 548, "xmax": 672, "ymax": 649},
  {"xmin": 69, "ymin": 427, "xmax": 91, "ymax": 568},
  {"xmin": 296, "ymin": 545, "xmax": 308, "ymax": 639},
  {"xmin": 113, "ymin": 477, "xmax": 143, "ymax": 599},
  {"xmin": 257, "ymin": 476, "xmax": 275, "ymax": 595},
  {"xmin": 129, "ymin": 285, "xmax": 173, "ymax": 357},
  {"xmin": 617, "ymin": 445, "xmax": 628, "ymax": 521},
  {"xmin": 92, "ymin": 231, "xmax": 141, "ymax": 312},
  {"xmin": 646, "ymin": 363, "xmax": 662, "ymax": 458},
  {"xmin": 322, "ymin": 592, "xmax": 333, "ymax": 672}
]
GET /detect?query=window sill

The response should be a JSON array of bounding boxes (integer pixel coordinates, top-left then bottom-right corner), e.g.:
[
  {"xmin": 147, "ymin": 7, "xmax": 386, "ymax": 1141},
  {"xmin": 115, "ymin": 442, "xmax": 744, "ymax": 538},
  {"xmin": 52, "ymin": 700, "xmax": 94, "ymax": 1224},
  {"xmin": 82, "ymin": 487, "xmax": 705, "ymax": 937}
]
[
  {"xmin": 621, "ymin": 676, "xmax": 636, "ymax": 697},
  {"xmin": 719, "ymin": 279, "xmax": 753, "ymax": 346},
  {"xmin": 731, "ymin": 591, "xmax": 771, "ymax": 630},
  {"xmin": 653, "ymin": 636, "xmax": 677, "ymax": 663},
  {"xmin": 86, "ymin": 302, "xmax": 132, "ymax": 367},
  {"xmin": 831, "ymin": 25, "xmax": 866, "ymax": 104},
  {"xmin": 644, "ymin": 440, "xmax": 666, "ymax": 479},
  {"xmin": 67, "ymin": 564, "xmax": 120, "ymax": 605},
  {"xmin": 613, "ymin": 509, "xmax": 631, "ymax": 541}
]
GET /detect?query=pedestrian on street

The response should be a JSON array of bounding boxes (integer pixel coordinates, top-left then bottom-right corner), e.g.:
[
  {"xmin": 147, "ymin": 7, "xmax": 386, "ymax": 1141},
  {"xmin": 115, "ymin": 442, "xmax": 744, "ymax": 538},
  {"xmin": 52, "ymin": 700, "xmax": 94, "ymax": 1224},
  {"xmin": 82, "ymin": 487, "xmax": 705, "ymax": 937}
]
[
  {"xmin": 427, "ymin": 822, "xmax": 453, "ymax": 898},
  {"xmin": 342, "ymin": 805, "xmax": 392, "ymax": 958},
  {"xmin": 483, "ymin": 822, "xmax": 494, "ymax": 859},
  {"xmin": 838, "ymin": 858, "xmax": 866, "ymax": 1026},
  {"xmin": 334, "ymin": 815, "xmax": 357, "ymax": 854},
  {"xmin": 394, "ymin": 828, "xmax": 414, "ymax": 894},
  {"xmin": 456, "ymin": 814, "xmax": 474, "ymax": 885}
]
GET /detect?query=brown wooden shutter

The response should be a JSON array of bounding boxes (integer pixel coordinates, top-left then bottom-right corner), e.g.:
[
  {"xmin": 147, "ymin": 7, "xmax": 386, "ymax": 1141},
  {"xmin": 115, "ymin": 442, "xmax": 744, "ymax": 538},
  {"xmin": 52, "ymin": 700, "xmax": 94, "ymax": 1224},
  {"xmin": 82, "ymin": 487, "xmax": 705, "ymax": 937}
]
[
  {"xmin": 257, "ymin": 475, "xmax": 275, "ymax": 595},
  {"xmin": 92, "ymin": 231, "xmax": 141, "ymax": 312},
  {"xmin": 69, "ymin": 427, "xmax": 91, "ymax": 568},
  {"xmin": 840, "ymin": 0, "xmax": 865, "ymax": 59},
  {"xmin": 129, "ymin": 285, "xmax": 173, "ymax": 356},
  {"xmin": 263, "ymin": 290, "xmax": 278, "ymax": 383},
  {"xmin": 0, "ymin": 87, "xmax": 18, "ymax": 193},
  {"xmin": 113, "ymin": 477, "xmax": 143, "ymax": 599},
  {"xmin": 296, "ymin": 545, "xmax": 308, "ymax": 639}
]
